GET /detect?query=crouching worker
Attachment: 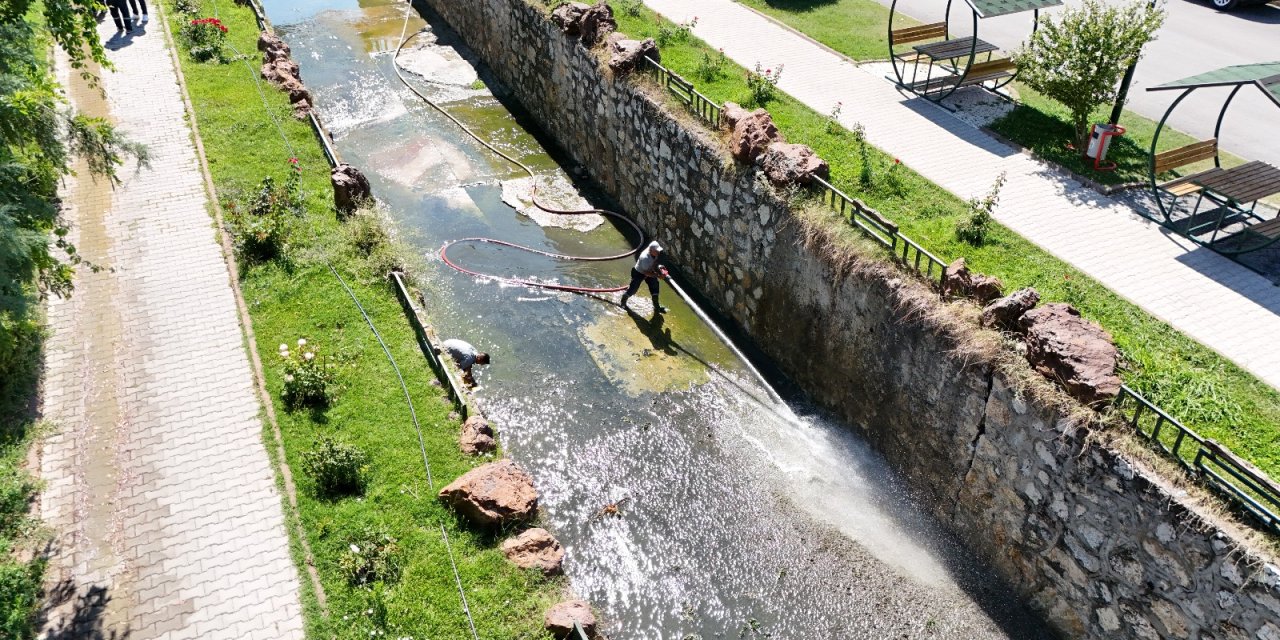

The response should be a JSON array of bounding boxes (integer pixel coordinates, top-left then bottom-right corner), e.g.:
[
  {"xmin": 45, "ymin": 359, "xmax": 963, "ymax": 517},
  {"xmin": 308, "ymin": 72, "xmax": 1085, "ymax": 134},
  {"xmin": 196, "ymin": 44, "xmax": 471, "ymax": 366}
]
[
  {"xmin": 620, "ymin": 241, "xmax": 669, "ymax": 313},
  {"xmin": 438, "ymin": 338, "xmax": 490, "ymax": 386}
]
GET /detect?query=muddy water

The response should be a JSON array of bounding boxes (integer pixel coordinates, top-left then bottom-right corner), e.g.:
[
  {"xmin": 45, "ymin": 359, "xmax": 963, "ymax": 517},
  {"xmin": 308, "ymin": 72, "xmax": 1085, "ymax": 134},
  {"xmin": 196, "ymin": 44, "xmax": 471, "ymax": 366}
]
[{"xmin": 262, "ymin": 1, "xmax": 1047, "ymax": 637}]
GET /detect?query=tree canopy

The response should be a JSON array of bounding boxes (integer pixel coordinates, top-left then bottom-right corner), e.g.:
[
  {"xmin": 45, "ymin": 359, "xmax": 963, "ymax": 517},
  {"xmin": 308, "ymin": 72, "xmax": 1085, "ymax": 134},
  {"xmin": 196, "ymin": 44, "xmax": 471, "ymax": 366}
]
[
  {"xmin": 1, "ymin": 0, "xmax": 147, "ymax": 390},
  {"xmin": 1013, "ymin": 0, "xmax": 1166, "ymax": 147}
]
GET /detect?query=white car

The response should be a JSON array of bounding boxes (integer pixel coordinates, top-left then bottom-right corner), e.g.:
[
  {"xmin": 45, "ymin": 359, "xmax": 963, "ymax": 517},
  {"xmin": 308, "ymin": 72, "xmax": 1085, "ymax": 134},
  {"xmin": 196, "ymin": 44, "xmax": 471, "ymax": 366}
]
[{"xmin": 1208, "ymin": 0, "xmax": 1270, "ymax": 10}]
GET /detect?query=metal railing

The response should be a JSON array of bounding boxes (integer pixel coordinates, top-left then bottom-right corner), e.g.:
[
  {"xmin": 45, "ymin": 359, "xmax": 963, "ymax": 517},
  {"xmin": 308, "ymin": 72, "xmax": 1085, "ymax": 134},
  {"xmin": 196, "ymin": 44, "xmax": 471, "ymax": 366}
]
[
  {"xmin": 642, "ymin": 56, "xmax": 723, "ymax": 128},
  {"xmin": 1114, "ymin": 384, "xmax": 1280, "ymax": 534},
  {"xmin": 812, "ymin": 175, "xmax": 948, "ymax": 288},
  {"xmin": 571, "ymin": 622, "xmax": 591, "ymax": 640},
  {"xmin": 391, "ymin": 272, "xmax": 474, "ymax": 419}
]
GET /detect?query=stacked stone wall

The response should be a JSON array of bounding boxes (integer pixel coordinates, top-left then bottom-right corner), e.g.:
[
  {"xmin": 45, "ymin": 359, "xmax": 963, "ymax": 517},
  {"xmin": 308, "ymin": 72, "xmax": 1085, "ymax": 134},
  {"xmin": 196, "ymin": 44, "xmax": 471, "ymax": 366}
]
[{"xmin": 418, "ymin": 0, "xmax": 1280, "ymax": 637}]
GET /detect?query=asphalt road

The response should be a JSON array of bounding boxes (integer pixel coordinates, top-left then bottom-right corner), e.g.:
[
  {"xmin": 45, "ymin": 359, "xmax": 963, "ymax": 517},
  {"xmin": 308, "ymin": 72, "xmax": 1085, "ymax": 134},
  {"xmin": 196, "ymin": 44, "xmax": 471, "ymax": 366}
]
[{"xmin": 885, "ymin": 0, "xmax": 1280, "ymax": 167}]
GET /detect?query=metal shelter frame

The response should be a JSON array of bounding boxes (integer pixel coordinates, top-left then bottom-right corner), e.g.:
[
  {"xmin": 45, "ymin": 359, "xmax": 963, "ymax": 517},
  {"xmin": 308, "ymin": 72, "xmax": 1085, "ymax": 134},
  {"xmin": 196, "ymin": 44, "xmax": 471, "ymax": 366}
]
[
  {"xmin": 1147, "ymin": 62, "xmax": 1280, "ymax": 255},
  {"xmin": 887, "ymin": 0, "xmax": 1060, "ymax": 102}
]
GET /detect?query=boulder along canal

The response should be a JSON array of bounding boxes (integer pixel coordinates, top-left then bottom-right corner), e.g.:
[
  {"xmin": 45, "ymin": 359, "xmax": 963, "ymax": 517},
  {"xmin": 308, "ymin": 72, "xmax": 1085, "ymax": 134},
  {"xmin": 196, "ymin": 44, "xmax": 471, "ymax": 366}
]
[{"xmin": 261, "ymin": 0, "xmax": 1048, "ymax": 637}]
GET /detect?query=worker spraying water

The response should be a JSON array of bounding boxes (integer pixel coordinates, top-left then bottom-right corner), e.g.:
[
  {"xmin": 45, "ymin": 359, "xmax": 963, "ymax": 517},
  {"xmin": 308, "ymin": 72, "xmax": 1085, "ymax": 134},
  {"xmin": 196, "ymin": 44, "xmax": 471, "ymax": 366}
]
[{"xmin": 619, "ymin": 241, "xmax": 668, "ymax": 313}]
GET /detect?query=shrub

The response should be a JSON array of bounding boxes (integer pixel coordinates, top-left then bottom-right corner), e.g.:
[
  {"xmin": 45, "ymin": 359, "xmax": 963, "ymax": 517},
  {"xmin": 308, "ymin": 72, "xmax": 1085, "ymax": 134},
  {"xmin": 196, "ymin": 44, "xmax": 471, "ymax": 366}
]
[
  {"xmin": 343, "ymin": 210, "xmax": 390, "ymax": 258},
  {"xmin": 0, "ymin": 559, "xmax": 43, "ymax": 640},
  {"xmin": 745, "ymin": 62, "xmax": 783, "ymax": 107},
  {"xmin": 616, "ymin": 0, "xmax": 643, "ymax": 17},
  {"xmin": 339, "ymin": 528, "xmax": 401, "ymax": 586},
  {"xmin": 302, "ymin": 437, "xmax": 368, "ymax": 498},
  {"xmin": 695, "ymin": 47, "xmax": 727, "ymax": 83},
  {"xmin": 179, "ymin": 17, "xmax": 229, "ymax": 63},
  {"xmin": 879, "ymin": 158, "xmax": 905, "ymax": 198},
  {"xmin": 956, "ymin": 172, "xmax": 1006, "ymax": 246},
  {"xmin": 174, "ymin": 0, "xmax": 201, "ymax": 15},
  {"xmin": 225, "ymin": 166, "xmax": 301, "ymax": 262},
  {"xmin": 826, "ymin": 101, "xmax": 843, "ymax": 135},
  {"xmin": 655, "ymin": 16, "xmax": 696, "ymax": 47},
  {"xmin": 278, "ymin": 338, "xmax": 336, "ymax": 409},
  {"xmin": 1013, "ymin": 0, "xmax": 1164, "ymax": 147}
]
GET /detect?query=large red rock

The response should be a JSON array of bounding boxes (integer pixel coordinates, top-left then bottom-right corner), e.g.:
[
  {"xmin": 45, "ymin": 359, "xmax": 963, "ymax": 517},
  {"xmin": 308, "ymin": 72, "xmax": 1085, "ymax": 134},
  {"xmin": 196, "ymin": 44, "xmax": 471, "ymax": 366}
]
[
  {"xmin": 261, "ymin": 58, "xmax": 300, "ymax": 85},
  {"xmin": 970, "ymin": 273, "xmax": 1004, "ymax": 305},
  {"xmin": 1019, "ymin": 303, "xmax": 1121, "ymax": 406},
  {"xmin": 728, "ymin": 107, "xmax": 783, "ymax": 163},
  {"xmin": 607, "ymin": 36, "xmax": 659, "ymax": 74},
  {"xmin": 579, "ymin": 1, "xmax": 616, "ymax": 47},
  {"xmin": 550, "ymin": 2, "xmax": 589, "ymax": 35},
  {"xmin": 544, "ymin": 600, "xmax": 597, "ymax": 638},
  {"xmin": 459, "ymin": 415, "xmax": 496, "ymax": 455},
  {"xmin": 501, "ymin": 528, "xmax": 565, "ymax": 575},
  {"xmin": 438, "ymin": 459, "xmax": 539, "ymax": 527},
  {"xmin": 257, "ymin": 31, "xmax": 291, "ymax": 62},
  {"xmin": 758, "ymin": 142, "xmax": 830, "ymax": 187},
  {"xmin": 722, "ymin": 101, "xmax": 750, "ymax": 129},
  {"xmin": 981, "ymin": 287, "xmax": 1040, "ymax": 330},
  {"xmin": 331, "ymin": 163, "xmax": 372, "ymax": 216},
  {"xmin": 942, "ymin": 257, "xmax": 1003, "ymax": 303}
]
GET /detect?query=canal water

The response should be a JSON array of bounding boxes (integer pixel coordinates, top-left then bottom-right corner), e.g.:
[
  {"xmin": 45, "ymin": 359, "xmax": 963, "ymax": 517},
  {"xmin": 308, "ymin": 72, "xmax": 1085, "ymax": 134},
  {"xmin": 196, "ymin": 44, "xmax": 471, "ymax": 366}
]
[{"xmin": 261, "ymin": 0, "xmax": 1049, "ymax": 637}]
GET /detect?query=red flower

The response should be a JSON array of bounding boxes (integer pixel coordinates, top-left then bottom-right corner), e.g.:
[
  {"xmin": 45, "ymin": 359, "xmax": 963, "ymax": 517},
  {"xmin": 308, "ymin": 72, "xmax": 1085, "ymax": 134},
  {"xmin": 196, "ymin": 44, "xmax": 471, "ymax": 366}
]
[{"xmin": 894, "ymin": 158, "xmax": 901, "ymax": 165}]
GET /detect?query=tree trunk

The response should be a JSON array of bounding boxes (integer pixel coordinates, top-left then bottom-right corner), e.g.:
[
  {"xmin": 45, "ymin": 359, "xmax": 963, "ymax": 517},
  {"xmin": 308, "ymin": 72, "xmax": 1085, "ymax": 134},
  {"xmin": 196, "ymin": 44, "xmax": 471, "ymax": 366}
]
[{"xmin": 1073, "ymin": 114, "xmax": 1091, "ymax": 152}]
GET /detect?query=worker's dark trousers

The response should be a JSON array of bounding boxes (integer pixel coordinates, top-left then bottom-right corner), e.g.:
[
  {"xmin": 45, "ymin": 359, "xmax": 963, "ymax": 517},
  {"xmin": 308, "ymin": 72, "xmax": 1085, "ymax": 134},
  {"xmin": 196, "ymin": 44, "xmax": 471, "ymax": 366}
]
[
  {"xmin": 107, "ymin": 0, "xmax": 132, "ymax": 30},
  {"xmin": 128, "ymin": 0, "xmax": 148, "ymax": 17},
  {"xmin": 621, "ymin": 269, "xmax": 659, "ymax": 301}
]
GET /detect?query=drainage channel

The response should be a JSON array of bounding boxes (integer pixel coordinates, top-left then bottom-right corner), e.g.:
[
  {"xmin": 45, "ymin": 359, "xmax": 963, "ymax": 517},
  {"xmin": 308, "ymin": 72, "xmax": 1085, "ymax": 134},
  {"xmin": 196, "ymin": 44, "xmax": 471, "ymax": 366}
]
[{"xmin": 260, "ymin": 0, "xmax": 1048, "ymax": 637}]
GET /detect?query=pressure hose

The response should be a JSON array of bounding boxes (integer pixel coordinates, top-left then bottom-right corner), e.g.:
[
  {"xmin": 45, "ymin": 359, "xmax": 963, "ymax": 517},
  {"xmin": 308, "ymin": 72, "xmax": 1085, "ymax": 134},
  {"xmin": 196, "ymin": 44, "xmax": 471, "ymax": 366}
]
[
  {"xmin": 391, "ymin": 24, "xmax": 644, "ymax": 293},
  {"xmin": 390, "ymin": 7, "xmax": 787, "ymax": 406}
]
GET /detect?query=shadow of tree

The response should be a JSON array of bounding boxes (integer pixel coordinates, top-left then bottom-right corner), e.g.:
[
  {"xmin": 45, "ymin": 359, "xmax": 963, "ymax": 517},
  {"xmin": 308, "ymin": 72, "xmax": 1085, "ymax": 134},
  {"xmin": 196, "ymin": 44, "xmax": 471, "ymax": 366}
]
[{"xmin": 39, "ymin": 579, "xmax": 132, "ymax": 640}]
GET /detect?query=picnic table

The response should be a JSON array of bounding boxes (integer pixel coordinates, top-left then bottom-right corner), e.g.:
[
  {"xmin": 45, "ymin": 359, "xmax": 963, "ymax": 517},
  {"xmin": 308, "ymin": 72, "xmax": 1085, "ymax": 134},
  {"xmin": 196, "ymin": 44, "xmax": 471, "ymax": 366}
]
[
  {"xmin": 912, "ymin": 36, "xmax": 998, "ymax": 62},
  {"xmin": 1189, "ymin": 161, "xmax": 1280, "ymax": 206}
]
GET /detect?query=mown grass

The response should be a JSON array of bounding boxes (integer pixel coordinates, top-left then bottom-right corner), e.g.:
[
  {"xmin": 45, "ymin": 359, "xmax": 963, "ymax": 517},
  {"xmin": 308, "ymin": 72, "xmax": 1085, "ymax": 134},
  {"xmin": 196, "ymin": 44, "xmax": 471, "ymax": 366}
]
[
  {"xmin": 990, "ymin": 84, "xmax": 1253, "ymax": 186},
  {"xmin": 729, "ymin": 0, "xmax": 1249, "ymax": 187},
  {"xmin": 613, "ymin": 6, "xmax": 1280, "ymax": 478},
  {"xmin": 733, "ymin": 0, "xmax": 910, "ymax": 61},
  {"xmin": 164, "ymin": 1, "xmax": 562, "ymax": 637}
]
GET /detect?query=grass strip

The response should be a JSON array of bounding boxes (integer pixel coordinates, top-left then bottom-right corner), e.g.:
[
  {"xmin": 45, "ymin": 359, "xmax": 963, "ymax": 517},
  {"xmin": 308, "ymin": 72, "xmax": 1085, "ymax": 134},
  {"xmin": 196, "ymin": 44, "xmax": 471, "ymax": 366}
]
[
  {"xmin": 731, "ymin": 0, "xmax": 1257, "ymax": 188},
  {"xmin": 163, "ymin": 1, "xmax": 562, "ymax": 637},
  {"xmin": 612, "ymin": 5, "xmax": 1280, "ymax": 478}
]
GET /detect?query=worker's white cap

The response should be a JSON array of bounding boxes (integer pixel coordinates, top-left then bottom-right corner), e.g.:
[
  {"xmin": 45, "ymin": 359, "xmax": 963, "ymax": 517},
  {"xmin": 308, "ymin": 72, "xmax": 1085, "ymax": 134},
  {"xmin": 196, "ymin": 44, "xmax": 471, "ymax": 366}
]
[{"xmin": 649, "ymin": 241, "xmax": 663, "ymax": 252}]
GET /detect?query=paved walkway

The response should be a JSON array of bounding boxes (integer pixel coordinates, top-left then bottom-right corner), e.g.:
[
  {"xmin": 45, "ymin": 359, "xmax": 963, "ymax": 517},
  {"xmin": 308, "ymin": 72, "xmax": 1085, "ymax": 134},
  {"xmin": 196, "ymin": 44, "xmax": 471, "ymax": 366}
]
[
  {"xmin": 38, "ymin": 12, "xmax": 305, "ymax": 640},
  {"xmin": 645, "ymin": 0, "xmax": 1280, "ymax": 392}
]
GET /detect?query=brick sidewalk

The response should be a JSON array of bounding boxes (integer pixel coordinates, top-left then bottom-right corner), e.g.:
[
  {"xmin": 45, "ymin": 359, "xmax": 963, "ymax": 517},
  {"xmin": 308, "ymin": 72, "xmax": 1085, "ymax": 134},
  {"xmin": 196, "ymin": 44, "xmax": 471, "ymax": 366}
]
[
  {"xmin": 37, "ymin": 12, "xmax": 305, "ymax": 640},
  {"xmin": 645, "ymin": 0, "xmax": 1280, "ymax": 392}
]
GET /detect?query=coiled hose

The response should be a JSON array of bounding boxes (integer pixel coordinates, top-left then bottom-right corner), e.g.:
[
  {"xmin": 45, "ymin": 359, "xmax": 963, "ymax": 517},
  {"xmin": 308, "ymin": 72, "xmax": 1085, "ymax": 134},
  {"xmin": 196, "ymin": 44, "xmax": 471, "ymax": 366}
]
[{"xmin": 391, "ymin": 25, "xmax": 645, "ymax": 294}]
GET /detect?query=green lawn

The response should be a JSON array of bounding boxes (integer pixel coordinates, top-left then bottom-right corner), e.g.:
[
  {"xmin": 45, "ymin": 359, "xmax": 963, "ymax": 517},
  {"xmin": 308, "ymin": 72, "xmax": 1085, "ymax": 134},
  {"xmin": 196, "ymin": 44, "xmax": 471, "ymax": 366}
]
[
  {"xmin": 731, "ymin": 0, "xmax": 1249, "ymax": 188},
  {"xmin": 613, "ymin": 6, "xmax": 1280, "ymax": 478},
  {"xmin": 733, "ymin": 0, "xmax": 911, "ymax": 61},
  {"xmin": 165, "ymin": 1, "xmax": 561, "ymax": 638},
  {"xmin": 990, "ymin": 84, "xmax": 1253, "ymax": 186}
]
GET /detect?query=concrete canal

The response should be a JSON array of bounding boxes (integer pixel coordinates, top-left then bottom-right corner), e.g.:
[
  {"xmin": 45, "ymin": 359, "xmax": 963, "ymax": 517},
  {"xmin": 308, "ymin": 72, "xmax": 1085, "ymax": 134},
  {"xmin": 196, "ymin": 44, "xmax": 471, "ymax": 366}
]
[{"xmin": 260, "ymin": 0, "xmax": 1048, "ymax": 636}]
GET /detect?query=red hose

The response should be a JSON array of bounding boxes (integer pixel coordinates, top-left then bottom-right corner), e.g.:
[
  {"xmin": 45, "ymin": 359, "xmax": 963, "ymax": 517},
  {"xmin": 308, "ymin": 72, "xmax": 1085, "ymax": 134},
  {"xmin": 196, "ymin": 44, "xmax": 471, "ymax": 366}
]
[{"xmin": 393, "ymin": 30, "xmax": 643, "ymax": 295}]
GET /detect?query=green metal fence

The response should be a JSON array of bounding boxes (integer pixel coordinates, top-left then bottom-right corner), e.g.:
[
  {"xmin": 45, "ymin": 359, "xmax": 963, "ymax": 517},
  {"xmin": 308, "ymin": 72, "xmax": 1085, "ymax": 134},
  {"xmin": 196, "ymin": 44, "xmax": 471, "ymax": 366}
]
[
  {"xmin": 1114, "ymin": 384, "xmax": 1280, "ymax": 534},
  {"xmin": 812, "ymin": 175, "xmax": 948, "ymax": 288},
  {"xmin": 391, "ymin": 272, "xmax": 474, "ymax": 419},
  {"xmin": 642, "ymin": 56, "xmax": 723, "ymax": 128}
]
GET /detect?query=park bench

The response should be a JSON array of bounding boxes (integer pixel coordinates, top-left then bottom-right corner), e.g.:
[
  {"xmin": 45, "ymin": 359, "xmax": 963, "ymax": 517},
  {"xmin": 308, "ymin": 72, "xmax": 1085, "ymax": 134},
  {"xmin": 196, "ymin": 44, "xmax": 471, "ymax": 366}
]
[
  {"xmin": 889, "ymin": 22, "xmax": 947, "ymax": 65},
  {"xmin": 1151, "ymin": 138, "xmax": 1218, "ymax": 208},
  {"xmin": 906, "ymin": 57, "xmax": 1015, "ymax": 93}
]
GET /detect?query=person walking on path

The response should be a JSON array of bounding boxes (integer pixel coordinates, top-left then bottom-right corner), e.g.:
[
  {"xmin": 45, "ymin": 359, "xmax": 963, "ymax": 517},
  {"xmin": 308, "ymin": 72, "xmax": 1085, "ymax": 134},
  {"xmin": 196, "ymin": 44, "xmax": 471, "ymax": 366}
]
[
  {"xmin": 128, "ymin": 0, "xmax": 148, "ymax": 24},
  {"xmin": 105, "ymin": 0, "xmax": 133, "ymax": 33},
  {"xmin": 620, "ymin": 241, "xmax": 668, "ymax": 313},
  {"xmin": 440, "ymin": 338, "xmax": 490, "ymax": 386}
]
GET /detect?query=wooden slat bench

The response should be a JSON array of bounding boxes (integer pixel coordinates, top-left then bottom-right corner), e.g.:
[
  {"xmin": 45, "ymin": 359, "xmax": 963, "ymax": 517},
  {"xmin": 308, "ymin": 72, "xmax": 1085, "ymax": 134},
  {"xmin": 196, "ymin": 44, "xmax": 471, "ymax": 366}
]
[
  {"xmin": 1152, "ymin": 138, "xmax": 1218, "ymax": 209},
  {"xmin": 890, "ymin": 22, "xmax": 946, "ymax": 64},
  {"xmin": 906, "ymin": 58, "xmax": 1015, "ymax": 93}
]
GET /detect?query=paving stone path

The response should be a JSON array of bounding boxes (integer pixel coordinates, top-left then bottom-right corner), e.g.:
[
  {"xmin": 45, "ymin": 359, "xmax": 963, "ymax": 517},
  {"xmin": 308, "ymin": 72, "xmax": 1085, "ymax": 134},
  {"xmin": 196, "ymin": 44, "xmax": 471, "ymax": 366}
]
[
  {"xmin": 645, "ymin": 0, "xmax": 1280, "ymax": 392},
  {"xmin": 37, "ymin": 12, "xmax": 305, "ymax": 640}
]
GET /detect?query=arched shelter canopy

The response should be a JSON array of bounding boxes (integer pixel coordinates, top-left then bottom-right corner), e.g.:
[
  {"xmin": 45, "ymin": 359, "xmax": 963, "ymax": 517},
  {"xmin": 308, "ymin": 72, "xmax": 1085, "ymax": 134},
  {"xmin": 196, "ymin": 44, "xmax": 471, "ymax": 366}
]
[
  {"xmin": 965, "ymin": 0, "xmax": 1062, "ymax": 18},
  {"xmin": 1145, "ymin": 62, "xmax": 1280, "ymax": 256},
  {"xmin": 888, "ymin": 0, "xmax": 1061, "ymax": 102}
]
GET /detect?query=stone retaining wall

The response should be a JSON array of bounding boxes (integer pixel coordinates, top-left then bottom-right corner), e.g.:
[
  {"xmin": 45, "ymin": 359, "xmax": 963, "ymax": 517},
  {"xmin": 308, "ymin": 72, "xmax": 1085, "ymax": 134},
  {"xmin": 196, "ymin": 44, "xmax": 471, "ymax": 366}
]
[{"xmin": 418, "ymin": 0, "xmax": 1280, "ymax": 637}]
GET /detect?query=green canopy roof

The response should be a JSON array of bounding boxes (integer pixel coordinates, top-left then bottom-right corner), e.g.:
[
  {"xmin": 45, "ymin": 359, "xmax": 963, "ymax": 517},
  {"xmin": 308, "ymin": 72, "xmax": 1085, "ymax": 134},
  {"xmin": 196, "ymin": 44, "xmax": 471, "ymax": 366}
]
[
  {"xmin": 1149, "ymin": 62, "xmax": 1280, "ymax": 109},
  {"xmin": 963, "ymin": 0, "xmax": 1061, "ymax": 18}
]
